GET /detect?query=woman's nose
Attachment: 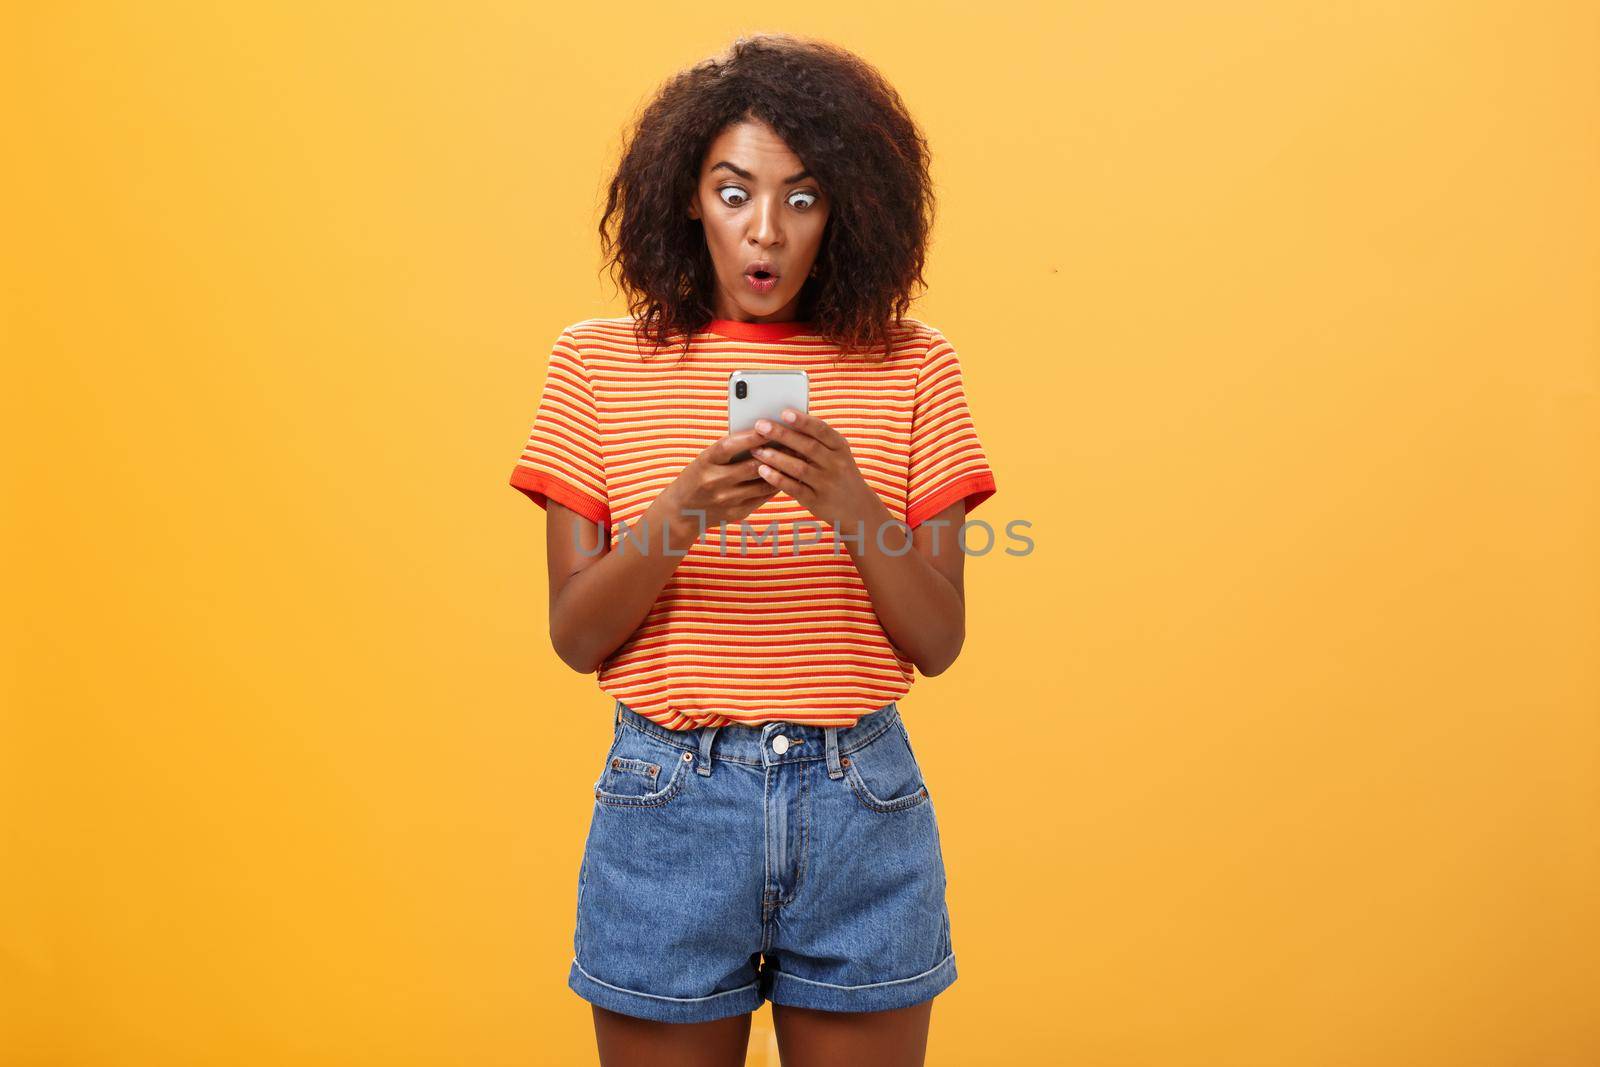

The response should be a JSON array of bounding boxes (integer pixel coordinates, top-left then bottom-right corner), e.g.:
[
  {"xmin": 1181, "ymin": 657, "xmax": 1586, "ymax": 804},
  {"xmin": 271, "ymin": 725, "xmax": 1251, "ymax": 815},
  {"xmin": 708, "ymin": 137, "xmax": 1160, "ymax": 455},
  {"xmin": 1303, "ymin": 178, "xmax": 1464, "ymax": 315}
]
[{"xmin": 748, "ymin": 197, "xmax": 781, "ymax": 245}]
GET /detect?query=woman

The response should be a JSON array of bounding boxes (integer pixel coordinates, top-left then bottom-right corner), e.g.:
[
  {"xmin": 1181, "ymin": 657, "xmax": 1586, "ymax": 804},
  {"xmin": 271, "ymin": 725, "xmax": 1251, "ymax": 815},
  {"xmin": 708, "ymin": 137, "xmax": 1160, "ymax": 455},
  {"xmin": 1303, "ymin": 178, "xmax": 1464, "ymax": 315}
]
[{"xmin": 509, "ymin": 33, "xmax": 996, "ymax": 1067}]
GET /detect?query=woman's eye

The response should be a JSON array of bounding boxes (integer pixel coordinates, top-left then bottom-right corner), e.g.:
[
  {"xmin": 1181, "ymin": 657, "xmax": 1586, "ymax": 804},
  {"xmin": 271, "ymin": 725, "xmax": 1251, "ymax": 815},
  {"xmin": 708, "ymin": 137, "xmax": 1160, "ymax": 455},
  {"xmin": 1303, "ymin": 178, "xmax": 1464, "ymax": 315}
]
[
  {"xmin": 717, "ymin": 187, "xmax": 747, "ymax": 207},
  {"xmin": 789, "ymin": 191, "xmax": 818, "ymax": 209}
]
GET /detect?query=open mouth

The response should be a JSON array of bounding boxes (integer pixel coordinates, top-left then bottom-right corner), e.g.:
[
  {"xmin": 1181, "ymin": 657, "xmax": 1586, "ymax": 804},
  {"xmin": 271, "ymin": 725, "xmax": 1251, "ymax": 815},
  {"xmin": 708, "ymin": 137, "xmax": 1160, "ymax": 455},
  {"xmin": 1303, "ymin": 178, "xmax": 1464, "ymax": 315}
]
[{"xmin": 744, "ymin": 270, "xmax": 779, "ymax": 292}]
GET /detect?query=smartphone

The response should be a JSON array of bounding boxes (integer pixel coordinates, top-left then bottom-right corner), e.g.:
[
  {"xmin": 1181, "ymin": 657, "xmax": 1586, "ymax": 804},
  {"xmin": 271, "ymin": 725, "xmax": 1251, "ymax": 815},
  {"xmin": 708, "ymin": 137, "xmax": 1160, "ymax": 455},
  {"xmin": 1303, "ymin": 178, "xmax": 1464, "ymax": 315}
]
[{"xmin": 728, "ymin": 370, "xmax": 808, "ymax": 462}]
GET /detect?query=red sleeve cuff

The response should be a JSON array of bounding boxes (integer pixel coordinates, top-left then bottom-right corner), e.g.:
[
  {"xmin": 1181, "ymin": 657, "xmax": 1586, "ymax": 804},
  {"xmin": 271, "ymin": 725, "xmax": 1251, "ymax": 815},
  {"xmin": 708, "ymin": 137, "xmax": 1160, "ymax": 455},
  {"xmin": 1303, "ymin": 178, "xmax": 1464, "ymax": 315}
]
[
  {"xmin": 905, "ymin": 471, "xmax": 996, "ymax": 529},
  {"xmin": 510, "ymin": 467, "xmax": 610, "ymax": 527}
]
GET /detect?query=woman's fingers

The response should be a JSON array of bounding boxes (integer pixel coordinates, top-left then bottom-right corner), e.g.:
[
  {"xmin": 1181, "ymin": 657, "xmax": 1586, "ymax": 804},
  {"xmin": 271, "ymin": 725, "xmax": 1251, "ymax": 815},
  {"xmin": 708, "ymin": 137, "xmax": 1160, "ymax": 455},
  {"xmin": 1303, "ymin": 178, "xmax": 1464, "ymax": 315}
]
[
  {"xmin": 750, "ymin": 444, "xmax": 808, "ymax": 482},
  {"xmin": 781, "ymin": 410, "xmax": 848, "ymax": 451},
  {"xmin": 711, "ymin": 428, "xmax": 774, "ymax": 464},
  {"xmin": 754, "ymin": 459, "xmax": 812, "ymax": 501}
]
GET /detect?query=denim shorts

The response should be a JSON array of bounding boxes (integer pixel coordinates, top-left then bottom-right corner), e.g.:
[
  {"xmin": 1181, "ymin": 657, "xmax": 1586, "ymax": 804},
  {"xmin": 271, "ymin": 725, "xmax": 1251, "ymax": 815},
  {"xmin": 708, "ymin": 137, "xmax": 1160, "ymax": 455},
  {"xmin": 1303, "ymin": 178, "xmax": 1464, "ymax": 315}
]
[{"xmin": 567, "ymin": 697, "xmax": 957, "ymax": 1023}]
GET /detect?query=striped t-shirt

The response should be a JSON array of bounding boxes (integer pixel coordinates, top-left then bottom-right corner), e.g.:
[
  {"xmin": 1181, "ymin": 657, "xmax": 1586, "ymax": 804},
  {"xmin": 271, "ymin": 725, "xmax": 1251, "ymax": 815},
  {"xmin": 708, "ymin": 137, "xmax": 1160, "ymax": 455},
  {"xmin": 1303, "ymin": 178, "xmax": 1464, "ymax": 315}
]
[{"xmin": 509, "ymin": 315, "xmax": 996, "ymax": 730}]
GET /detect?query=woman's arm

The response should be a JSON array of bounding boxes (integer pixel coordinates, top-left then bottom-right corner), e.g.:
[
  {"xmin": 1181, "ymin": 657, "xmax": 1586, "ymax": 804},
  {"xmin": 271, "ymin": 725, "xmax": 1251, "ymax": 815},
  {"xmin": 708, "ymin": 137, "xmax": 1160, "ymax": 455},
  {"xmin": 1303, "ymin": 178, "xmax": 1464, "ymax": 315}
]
[
  {"xmin": 543, "ymin": 494, "xmax": 701, "ymax": 675},
  {"xmin": 745, "ymin": 411, "xmax": 973, "ymax": 677},
  {"xmin": 840, "ymin": 495, "xmax": 968, "ymax": 677},
  {"xmin": 544, "ymin": 429, "xmax": 780, "ymax": 674}
]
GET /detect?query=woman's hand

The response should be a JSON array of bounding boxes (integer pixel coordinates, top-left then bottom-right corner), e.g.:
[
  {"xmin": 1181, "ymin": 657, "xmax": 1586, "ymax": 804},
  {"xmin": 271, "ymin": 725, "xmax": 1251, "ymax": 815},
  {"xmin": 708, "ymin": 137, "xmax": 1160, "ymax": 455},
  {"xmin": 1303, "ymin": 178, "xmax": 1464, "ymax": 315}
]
[
  {"xmin": 658, "ymin": 428, "xmax": 783, "ymax": 538},
  {"xmin": 748, "ymin": 409, "xmax": 882, "ymax": 532}
]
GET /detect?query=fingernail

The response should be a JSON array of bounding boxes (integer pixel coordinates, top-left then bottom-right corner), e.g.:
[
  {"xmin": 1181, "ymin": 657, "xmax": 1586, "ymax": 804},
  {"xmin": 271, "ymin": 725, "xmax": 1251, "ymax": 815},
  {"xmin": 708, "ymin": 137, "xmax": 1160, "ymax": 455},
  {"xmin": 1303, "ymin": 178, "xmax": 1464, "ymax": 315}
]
[
  {"xmin": 758, "ymin": 464, "xmax": 772, "ymax": 477},
  {"xmin": 781, "ymin": 410, "xmax": 797, "ymax": 423},
  {"xmin": 755, "ymin": 419, "xmax": 771, "ymax": 433}
]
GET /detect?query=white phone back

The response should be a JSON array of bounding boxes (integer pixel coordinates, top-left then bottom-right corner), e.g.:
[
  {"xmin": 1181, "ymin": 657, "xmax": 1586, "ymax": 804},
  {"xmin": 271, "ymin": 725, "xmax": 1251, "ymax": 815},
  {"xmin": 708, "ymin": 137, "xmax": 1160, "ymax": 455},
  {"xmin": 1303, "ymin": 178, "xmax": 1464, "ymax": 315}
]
[{"xmin": 728, "ymin": 370, "xmax": 809, "ymax": 433}]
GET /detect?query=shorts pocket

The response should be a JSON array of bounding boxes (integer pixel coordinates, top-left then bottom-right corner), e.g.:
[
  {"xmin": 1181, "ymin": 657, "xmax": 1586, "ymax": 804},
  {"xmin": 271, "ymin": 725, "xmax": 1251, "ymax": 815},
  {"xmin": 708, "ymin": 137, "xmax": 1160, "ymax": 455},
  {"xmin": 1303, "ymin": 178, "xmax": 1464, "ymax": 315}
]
[
  {"xmin": 842, "ymin": 717, "xmax": 931, "ymax": 813},
  {"xmin": 593, "ymin": 724, "xmax": 694, "ymax": 809}
]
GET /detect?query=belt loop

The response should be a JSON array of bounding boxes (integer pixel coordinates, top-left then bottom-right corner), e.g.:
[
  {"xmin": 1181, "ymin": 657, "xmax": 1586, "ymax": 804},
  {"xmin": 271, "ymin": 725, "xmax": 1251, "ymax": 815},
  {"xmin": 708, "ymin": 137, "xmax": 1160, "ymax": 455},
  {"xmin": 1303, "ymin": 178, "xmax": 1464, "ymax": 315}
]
[
  {"xmin": 614, "ymin": 698, "xmax": 622, "ymax": 726},
  {"xmin": 825, "ymin": 725, "xmax": 844, "ymax": 779},
  {"xmin": 696, "ymin": 724, "xmax": 721, "ymax": 776}
]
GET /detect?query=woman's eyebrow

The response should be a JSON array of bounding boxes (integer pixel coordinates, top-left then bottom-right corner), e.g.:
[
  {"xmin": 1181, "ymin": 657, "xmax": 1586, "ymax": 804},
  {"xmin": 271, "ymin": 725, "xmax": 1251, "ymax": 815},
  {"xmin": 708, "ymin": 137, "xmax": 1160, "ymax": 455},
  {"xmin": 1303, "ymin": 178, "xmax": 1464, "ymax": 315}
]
[{"xmin": 710, "ymin": 161, "xmax": 812, "ymax": 184}]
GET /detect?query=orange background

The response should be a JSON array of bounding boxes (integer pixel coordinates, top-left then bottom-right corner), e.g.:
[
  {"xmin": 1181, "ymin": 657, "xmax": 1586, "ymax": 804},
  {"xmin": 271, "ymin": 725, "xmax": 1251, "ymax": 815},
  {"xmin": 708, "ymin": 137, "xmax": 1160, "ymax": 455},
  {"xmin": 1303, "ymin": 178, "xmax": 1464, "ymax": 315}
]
[{"xmin": 6, "ymin": 3, "xmax": 1597, "ymax": 1064}]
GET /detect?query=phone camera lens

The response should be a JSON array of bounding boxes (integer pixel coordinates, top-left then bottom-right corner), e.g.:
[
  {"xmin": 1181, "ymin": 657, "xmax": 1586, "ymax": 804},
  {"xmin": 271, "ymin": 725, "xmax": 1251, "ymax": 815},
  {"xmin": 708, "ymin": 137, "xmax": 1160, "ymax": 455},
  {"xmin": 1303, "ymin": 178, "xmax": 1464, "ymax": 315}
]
[{"xmin": 735, "ymin": 381, "xmax": 747, "ymax": 399}]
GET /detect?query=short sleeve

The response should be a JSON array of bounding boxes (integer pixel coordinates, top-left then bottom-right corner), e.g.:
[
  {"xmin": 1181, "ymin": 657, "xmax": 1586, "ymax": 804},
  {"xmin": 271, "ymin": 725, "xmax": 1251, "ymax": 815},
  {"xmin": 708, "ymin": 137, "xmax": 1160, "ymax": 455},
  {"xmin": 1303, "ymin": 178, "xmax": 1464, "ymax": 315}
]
[
  {"xmin": 508, "ymin": 327, "xmax": 609, "ymax": 526},
  {"xmin": 905, "ymin": 329, "xmax": 997, "ymax": 529}
]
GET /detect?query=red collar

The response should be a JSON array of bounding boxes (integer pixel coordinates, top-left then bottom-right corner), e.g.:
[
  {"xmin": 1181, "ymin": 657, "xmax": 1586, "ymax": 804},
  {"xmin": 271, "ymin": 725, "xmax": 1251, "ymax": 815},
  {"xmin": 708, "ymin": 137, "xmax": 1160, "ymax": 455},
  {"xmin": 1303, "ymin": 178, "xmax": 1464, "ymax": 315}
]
[{"xmin": 703, "ymin": 318, "xmax": 816, "ymax": 341}]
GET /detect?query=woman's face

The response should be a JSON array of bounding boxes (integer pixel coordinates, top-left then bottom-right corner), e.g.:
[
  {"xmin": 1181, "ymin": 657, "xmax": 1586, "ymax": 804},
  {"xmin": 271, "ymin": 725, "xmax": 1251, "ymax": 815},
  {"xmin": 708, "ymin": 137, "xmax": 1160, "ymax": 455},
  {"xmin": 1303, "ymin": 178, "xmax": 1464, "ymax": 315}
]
[{"xmin": 688, "ymin": 119, "xmax": 830, "ymax": 324}]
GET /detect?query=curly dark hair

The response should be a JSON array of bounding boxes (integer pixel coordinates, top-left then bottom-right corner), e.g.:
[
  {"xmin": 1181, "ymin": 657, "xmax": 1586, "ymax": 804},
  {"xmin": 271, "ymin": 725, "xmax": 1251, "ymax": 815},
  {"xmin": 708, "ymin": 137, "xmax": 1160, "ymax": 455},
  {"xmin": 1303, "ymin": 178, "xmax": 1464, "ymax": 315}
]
[{"xmin": 597, "ymin": 33, "xmax": 935, "ymax": 362}]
